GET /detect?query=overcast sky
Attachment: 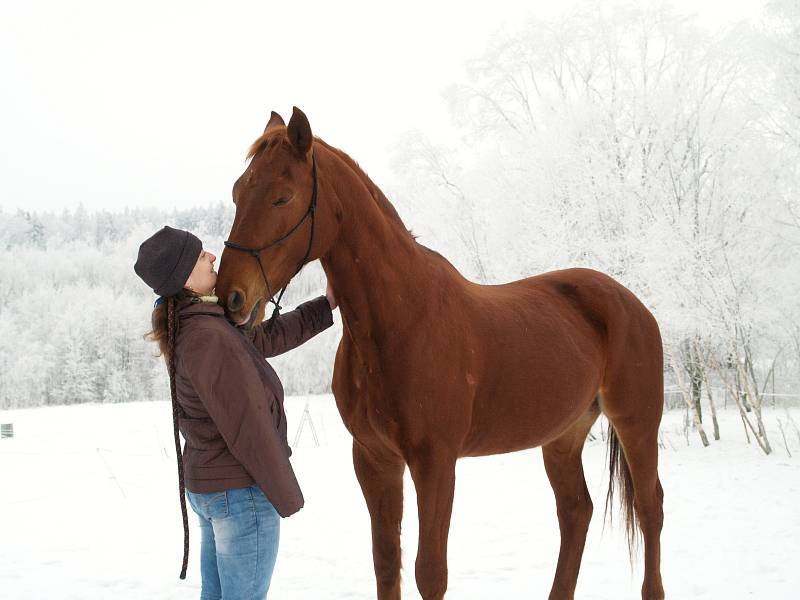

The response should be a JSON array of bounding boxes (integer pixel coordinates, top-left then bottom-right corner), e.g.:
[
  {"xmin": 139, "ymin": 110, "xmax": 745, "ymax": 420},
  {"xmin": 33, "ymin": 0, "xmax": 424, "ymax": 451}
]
[{"xmin": 0, "ymin": 0, "xmax": 764, "ymax": 214}]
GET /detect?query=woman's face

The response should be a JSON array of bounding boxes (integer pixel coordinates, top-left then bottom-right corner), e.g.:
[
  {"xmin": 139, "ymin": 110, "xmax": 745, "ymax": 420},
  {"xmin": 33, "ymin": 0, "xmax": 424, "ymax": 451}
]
[{"xmin": 185, "ymin": 249, "xmax": 217, "ymax": 295}]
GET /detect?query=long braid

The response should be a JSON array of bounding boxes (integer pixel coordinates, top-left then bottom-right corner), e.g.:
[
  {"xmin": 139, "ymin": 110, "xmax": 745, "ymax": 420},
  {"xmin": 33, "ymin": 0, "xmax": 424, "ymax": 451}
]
[{"xmin": 167, "ymin": 296, "xmax": 190, "ymax": 579}]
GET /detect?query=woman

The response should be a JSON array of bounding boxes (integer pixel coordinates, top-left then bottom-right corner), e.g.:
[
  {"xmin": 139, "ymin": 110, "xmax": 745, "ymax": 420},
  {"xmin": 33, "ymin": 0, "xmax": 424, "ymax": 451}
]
[{"xmin": 134, "ymin": 225, "xmax": 335, "ymax": 599}]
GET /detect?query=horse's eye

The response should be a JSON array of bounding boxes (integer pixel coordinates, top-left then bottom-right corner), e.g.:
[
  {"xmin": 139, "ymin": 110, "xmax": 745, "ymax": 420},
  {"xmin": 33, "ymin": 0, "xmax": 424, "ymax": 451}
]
[{"xmin": 272, "ymin": 197, "xmax": 289, "ymax": 207}]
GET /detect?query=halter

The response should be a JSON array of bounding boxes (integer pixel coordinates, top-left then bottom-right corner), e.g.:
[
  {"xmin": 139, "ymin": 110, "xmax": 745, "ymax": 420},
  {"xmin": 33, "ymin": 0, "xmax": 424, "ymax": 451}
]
[{"xmin": 224, "ymin": 152, "xmax": 318, "ymax": 331}]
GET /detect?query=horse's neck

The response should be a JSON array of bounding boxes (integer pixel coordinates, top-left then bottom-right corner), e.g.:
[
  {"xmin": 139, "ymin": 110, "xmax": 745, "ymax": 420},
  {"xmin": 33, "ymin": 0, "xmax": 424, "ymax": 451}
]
[{"xmin": 317, "ymin": 144, "xmax": 442, "ymax": 344}]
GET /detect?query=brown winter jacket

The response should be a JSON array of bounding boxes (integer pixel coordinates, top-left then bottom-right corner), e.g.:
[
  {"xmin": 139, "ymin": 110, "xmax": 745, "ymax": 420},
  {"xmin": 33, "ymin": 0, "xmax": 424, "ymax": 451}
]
[{"xmin": 173, "ymin": 295, "xmax": 333, "ymax": 517}]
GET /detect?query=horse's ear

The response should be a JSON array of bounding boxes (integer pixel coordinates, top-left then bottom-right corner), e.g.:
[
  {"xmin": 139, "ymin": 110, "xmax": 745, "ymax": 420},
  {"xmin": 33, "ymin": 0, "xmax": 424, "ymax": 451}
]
[
  {"xmin": 287, "ymin": 106, "xmax": 313, "ymax": 155},
  {"xmin": 264, "ymin": 111, "xmax": 285, "ymax": 133}
]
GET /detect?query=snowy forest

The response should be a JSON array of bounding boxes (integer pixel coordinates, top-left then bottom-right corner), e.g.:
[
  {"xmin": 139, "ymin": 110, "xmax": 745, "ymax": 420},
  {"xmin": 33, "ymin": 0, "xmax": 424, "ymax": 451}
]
[{"xmin": 2, "ymin": 2, "xmax": 799, "ymax": 456}]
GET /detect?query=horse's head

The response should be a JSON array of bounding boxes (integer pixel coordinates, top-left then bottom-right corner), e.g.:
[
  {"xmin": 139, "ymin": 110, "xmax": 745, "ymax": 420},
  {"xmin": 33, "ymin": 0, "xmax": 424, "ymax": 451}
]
[{"xmin": 216, "ymin": 107, "xmax": 341, "ymax": 326}]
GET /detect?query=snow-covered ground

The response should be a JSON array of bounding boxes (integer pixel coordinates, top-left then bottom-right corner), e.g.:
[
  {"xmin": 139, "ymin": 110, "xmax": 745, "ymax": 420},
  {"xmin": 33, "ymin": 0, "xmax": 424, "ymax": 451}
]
[{"xmin": 0, "ymin": 397, "xmax": 798, "ymax": 599}]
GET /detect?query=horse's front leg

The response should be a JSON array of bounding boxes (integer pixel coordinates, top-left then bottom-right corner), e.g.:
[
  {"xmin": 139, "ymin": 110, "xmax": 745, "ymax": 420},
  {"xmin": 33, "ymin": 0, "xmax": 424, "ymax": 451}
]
[
  {"xmin": 407, "ymin": 445, "xmax": 457, "ymax": 600},
  {"xmin": 353, "ymin": 439, "xmax": 405, "ymax": 600}
]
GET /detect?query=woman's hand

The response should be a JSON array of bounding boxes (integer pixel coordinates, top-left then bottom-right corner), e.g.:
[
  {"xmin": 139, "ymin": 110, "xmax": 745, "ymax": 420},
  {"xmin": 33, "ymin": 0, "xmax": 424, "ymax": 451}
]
[{"xmin": 326, "ymin": 281, "xmax": 337, "ymax": 310}]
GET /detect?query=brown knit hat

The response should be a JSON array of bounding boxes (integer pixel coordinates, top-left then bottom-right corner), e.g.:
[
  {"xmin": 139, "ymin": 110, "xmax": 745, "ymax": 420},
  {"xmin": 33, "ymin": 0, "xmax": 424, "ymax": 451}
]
[{"xmin": 134, "ymin": 226, "xmax": 202, "ymax": 297}]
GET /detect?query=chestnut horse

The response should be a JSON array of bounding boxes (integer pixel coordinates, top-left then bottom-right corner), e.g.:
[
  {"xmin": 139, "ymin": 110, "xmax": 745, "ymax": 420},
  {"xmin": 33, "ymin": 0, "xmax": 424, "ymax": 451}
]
[{"xmin": 215, "ymin": 107, "xmax": 665, "ymax": 600}]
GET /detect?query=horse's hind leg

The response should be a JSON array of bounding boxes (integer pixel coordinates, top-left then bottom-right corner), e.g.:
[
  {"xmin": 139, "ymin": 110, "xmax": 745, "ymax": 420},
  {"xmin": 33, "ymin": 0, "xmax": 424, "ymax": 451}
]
[
  {"xmin": 542, "ymin": 403, "xmax": 600, "ymax": 600},
  {"xmin": 601, "ymin": 379, "xmax": 665, "ymax": 599}
]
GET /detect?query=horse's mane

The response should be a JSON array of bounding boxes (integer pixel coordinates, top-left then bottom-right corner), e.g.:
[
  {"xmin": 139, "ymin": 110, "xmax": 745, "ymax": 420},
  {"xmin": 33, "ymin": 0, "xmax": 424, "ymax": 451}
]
[
  {"xmin": 313, "ymin": 139, "xmax": 416, "ymax": 239},
  {"xmin": 317, "ymin": 141, "xmax": 464, "ymax": 277}
]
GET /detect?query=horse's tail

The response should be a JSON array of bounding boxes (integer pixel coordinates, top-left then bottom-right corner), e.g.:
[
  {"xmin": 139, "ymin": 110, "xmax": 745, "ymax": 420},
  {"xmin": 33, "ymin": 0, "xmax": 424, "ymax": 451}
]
[{"xmin": 604, "ymin": 423, "xmax": 639, "ymax": 559}]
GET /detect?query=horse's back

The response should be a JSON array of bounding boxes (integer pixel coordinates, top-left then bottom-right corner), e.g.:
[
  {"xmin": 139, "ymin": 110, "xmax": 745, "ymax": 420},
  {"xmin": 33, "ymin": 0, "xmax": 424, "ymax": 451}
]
[{"xmin": 471, "ymin": 267, "xmax": 657, "ymax": 347}]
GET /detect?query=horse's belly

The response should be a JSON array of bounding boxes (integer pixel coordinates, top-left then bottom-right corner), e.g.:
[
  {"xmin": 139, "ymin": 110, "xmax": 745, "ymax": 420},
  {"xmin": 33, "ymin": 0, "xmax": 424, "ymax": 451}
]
[{"xmin": 460, "ymin": 363, "xmax": 601, "ymax": 456}]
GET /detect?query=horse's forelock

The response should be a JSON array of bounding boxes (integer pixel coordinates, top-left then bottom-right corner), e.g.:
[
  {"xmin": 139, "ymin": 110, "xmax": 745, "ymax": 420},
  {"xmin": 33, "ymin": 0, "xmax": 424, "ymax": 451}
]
[{"xmin": 245, "ymin": 131, "xmax": 285, "ymax": 162}]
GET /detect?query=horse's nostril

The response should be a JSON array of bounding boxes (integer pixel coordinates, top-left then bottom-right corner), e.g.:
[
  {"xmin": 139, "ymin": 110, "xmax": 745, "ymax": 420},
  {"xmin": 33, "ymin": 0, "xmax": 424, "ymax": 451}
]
[{"xmin": 228, "ymin": 289, "xmax": 244, "ymax": 312}]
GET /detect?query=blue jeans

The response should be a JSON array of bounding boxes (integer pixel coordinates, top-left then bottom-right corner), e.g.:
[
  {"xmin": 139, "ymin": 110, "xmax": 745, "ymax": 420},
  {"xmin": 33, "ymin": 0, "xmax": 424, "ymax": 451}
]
[{"xmin": 186, "ymin": 485, "xmax": 281, "ymax": 600}]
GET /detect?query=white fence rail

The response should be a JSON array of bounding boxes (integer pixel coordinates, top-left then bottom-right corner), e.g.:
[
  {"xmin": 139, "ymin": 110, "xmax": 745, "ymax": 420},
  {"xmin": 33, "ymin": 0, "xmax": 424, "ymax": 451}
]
[{"xmin": 663, "ymin": 386, "xmax": 800, "ymax": 410}]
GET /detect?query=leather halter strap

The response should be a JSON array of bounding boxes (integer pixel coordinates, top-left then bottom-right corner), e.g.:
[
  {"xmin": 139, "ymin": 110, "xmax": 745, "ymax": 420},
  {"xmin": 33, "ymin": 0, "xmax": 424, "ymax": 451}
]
[{"xmin": 224, "ymin": 152, "xmax": 318, "ymax": 330}]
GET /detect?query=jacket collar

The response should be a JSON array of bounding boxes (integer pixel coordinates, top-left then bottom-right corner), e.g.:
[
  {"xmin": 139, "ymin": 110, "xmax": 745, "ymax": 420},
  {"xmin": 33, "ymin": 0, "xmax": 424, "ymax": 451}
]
[{"xmin": 179, "ymin": 295, "xmax": 226, "ymax": 318}]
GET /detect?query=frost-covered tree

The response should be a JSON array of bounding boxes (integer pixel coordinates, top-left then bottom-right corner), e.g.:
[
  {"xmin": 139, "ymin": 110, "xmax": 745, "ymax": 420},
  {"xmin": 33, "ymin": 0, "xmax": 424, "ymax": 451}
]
[
  {"xmin": 0, "ymin": 200, "xmax": 335, "ymax": 410},
  {"xmin": 389, "ymin": 3, "xmax": 800, "ymax": 451}
]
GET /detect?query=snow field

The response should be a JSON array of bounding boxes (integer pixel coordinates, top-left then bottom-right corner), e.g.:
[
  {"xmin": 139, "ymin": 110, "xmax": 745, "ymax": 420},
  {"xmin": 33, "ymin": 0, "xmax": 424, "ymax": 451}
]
[{"xmin": 0, "ymin": 397, "xmax": 798, "ymax": 599}]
